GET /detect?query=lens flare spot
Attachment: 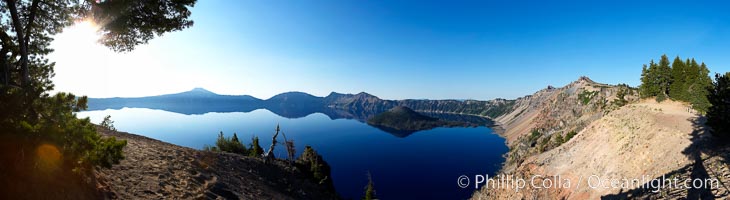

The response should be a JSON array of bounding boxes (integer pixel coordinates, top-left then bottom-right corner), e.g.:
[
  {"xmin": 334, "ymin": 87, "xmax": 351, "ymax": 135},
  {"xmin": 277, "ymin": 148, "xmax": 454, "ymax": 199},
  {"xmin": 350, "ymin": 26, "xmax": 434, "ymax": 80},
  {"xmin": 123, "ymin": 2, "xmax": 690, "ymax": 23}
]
[{"xmin": 36, "ymin": 144, "xmax": 62, "ymax": 172}]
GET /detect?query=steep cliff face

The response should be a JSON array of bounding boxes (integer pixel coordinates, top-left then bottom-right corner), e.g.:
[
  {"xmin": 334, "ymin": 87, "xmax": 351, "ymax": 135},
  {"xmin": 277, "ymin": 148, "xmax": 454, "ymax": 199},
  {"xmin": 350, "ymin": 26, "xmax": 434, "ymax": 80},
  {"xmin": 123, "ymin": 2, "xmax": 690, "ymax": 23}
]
[
  {"xmin": 324, "ymin": 92, "xmax": 395, "ymax": 118},
  {"xmin": 487, "ymin": 77, "xmax": 639, "ymax": 174}
]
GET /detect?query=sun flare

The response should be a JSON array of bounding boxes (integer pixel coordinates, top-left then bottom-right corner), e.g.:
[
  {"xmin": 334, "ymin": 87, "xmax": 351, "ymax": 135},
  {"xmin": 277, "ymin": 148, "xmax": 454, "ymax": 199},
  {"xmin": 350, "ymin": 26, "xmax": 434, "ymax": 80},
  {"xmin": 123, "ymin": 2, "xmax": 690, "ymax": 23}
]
[{"xmin": 58, "ymin": 20, "xmax": 101, "ymax": 45}]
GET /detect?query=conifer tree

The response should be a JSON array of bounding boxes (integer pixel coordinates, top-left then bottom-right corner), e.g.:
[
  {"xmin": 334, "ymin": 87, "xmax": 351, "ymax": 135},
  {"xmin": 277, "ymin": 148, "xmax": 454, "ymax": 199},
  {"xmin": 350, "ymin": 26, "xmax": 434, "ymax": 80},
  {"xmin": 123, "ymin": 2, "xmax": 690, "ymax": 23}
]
[
  {"xmin": 640, "ymin": 55, "xmax": 713, "ymax": 109},
  {"xmin": 684, "ymin": 59, "xmax": 701, "ymax": 95},
  {"xmin": 230, "ymin": 133, "xmax": 248, "ymax": 155},
  {"xmin": 707, "ymin": 72, "xmax": 730, "ymax": 138},
  {"xmin": 249, "ymin": 136, "xmax": 264, "ymax": 157},
  {"xmin": 656, "ymin": 55, "xmax": 673, "ymax": 97},
  {"xmin": 640, "ymin": 61, "xmax": 660, "ymax": 98},
  {"xmin": 691, "ymin": 62, "xmax": 713, "ymax": 113},
  {"xmin": 362, "ymin": 172, "xmax": 377, "ymax": 200},
  {"xmin": 670, "ymin": 56, "xmax": 687, "ymax": 101}
]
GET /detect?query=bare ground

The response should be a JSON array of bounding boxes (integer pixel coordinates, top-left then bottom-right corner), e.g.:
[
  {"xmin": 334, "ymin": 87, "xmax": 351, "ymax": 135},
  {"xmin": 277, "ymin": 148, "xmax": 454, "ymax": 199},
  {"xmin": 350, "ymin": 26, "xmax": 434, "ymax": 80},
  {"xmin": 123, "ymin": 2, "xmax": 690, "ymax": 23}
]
[{"xmin": 94, "ymin": 128, "xmax": 339, "ymax": 200}]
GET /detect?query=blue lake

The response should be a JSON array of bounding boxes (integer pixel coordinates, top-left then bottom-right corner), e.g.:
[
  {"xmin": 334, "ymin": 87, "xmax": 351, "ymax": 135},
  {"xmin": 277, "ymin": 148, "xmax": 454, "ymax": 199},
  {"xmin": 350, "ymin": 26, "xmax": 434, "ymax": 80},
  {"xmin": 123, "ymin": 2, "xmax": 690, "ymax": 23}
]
[{"xmin": 78, "ymin": 108, "xmax": 507, "ymax": 199}]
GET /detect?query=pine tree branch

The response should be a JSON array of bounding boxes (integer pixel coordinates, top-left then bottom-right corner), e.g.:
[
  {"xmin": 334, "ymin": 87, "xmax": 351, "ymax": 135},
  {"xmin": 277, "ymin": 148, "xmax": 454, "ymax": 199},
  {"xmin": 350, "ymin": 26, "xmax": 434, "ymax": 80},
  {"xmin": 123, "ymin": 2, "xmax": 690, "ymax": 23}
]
[
  {"xmin": 4, "ymin": 0, "xmax": 30, "ymax": 87},
  {"xmin": 23, "ymin": 0, "xmax": 41, "ymax": 47}
]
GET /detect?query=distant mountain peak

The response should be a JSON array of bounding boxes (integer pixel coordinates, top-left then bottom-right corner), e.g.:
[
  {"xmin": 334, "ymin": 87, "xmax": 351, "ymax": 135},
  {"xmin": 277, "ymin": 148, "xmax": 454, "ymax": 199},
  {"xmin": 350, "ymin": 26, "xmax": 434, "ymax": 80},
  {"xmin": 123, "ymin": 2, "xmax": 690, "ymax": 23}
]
[
  {"xmin": 266, "ymin": 91, "xmax": 320, "ymax": 102},
  {"xmin": 176, "ymin": 87, "xmax": 219, "ymax": 97},
  {"xmin": 270, "ymin": 91, "xmax": 317, "ymax": 98},
  {"xmin": 190, "ymin": 87, "xmax": 213, "ymax": 93},
  {"xmin": 576, "ymin": 76, "xmax": 595, "ymax": 84},
  {"xmin": 280, "ymin": 91, "xmax": 310, "ymax": 95}
]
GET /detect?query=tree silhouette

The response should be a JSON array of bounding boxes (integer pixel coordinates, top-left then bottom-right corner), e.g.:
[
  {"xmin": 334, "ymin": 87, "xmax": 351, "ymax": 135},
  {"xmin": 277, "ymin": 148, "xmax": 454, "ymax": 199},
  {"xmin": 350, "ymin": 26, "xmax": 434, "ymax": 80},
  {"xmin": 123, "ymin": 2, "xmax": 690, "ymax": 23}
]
[{"xmin": 707, "ymin": 72, "xmax": 730, "ymax": 139}]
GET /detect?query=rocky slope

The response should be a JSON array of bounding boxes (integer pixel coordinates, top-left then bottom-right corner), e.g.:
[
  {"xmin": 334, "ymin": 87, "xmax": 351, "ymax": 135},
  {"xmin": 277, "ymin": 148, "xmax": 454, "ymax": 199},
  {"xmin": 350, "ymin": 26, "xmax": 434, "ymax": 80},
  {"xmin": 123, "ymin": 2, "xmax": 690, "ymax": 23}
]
[
  {"xmin": 472, "ymin": 77, "xmax": 730, "ymax": 199},
  {"xmin": 94, "ymin": 128, "xmax": 339, "ymax": 199},
  {"xmin": 494, "ymin": 76, "xmax": 638, "ymax": 172}
]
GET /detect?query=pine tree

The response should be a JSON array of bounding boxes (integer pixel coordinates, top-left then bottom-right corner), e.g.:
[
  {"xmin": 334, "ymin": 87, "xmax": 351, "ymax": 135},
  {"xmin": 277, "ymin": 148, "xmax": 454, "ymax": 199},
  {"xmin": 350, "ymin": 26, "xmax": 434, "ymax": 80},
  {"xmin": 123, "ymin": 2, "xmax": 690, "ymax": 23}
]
[
  {"xmin": 362, "ymin": 172, "xmax": 377, "ymax": 200},
  {"xmin": 640, "ymin": 64, "xmax": 650, "ymax": 98},
  {"xmin": 230, "ymin": 133, "xmax": 248, "ymax": 155},
  {"xmin": 232, "ymin": 133, "xmax": 240, "ymax": 143},
  {"xmin": 297, "ymin": 145, "xmax": 333, "ymax": 188},
  {"xmin": 656, "ymin": 55, "xmax": 673, "ymax": 98},
  {"xmin": 215, "ymin": 131, "xmax": 228, "ymax": 151},
  {"xmin": 640, "ymin": 57, "xmax": 670, "ymax": 100},
  {"xmin": 0, "ymin": 1, "xmax": 196, "ymax": 196},
  {"xmin": 707, "ymin": 72, "xmax": 730, "ymax": 139},
  {"xmin": 249, "ymin": 136, "xmax": 264, "ymax": 157},
  {"xmin": 640, "ymin": 55, "xmax": 713, "ymax": 108},
  {"xmin": 640, "ymin": 61, "xmax": 660, "ymax": 98},
  {"xmin": 684, "ymin": 59, "xmax": 700, "ymax": 95},
  {"xmin": 691, "ymin": 62, "xmax": 713, "ymax": 113},
  {"xmin": 612, "ymin": 84, "xmax": 630, "ymax": 107},
  {"xmin": 670, "ymin": 56, "xmax": 687, "ymax": 101}
]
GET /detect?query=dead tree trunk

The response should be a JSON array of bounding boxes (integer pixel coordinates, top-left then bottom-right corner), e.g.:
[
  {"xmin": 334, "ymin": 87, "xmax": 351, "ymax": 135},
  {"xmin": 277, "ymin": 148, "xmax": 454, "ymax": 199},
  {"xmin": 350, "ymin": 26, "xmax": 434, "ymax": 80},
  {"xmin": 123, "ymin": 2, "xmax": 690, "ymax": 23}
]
[
  {"xmin": 263, "ymin": 125, "xmax": 280, "ymax": 163},
  {"xmin": 281, "ymin": 131, "xmax": 295, "ymax": 164}
]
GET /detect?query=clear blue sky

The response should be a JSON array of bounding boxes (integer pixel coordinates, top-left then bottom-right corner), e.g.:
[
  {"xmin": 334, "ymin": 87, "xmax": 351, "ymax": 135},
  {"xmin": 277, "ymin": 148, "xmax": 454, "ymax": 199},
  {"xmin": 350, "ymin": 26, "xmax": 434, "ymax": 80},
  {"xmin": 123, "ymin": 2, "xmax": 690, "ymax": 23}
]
[{"xmin": 51, "ymin": 0, "xmax": 730, "ymax": 100}]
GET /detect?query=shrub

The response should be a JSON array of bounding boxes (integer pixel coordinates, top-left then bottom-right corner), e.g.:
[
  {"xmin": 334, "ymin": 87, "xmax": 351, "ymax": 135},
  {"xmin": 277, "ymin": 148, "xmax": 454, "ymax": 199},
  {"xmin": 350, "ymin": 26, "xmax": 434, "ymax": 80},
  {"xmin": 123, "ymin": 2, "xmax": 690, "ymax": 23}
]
[
  {"xmin": 579, "ymin": 90, "xmax": 598, "ymax": 105},
  {"xmin": 90, "ymin": 137, "xmax": 127, "ymax": 168},
  {"xmin": 565, "ymin": 130, "xmax": 578, "ymax": 141},
  {"xmin": 229, "ymin": 133, "xmax": 247, "ymax": 155},
  {"xmin": 210, "ymin": 132, "xmax": 247, "ymax": 155},
  {"xmin": 297, "ymin": 145, "xmax": 333, "ymax": 188},
  {"xmin": 529, "ymin": 129, "xmax": 541, "ymax": 141},
  {"xmin": 612, "ymin": 85, "xmax": 630, "ymax": 107},
  {"xmin": 554, "ymin": 133, "xmax": 565, "ymax": 145}
]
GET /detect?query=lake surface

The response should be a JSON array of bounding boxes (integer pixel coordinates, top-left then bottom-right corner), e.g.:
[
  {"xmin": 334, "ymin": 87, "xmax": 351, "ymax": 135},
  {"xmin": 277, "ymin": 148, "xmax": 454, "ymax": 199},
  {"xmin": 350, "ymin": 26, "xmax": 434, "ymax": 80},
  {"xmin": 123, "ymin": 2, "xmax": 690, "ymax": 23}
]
[{"xmin": 78, "ymin": 108, "xmax": 507, "ymax": 199}]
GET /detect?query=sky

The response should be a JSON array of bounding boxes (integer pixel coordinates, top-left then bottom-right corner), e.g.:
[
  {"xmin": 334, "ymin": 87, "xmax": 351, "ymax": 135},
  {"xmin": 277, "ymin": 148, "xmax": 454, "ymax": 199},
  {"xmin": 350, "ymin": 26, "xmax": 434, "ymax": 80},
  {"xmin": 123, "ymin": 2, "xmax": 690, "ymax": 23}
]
[{"xmin": 49, "ymin": 0, "xmax": 730, "ymax": 100}]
